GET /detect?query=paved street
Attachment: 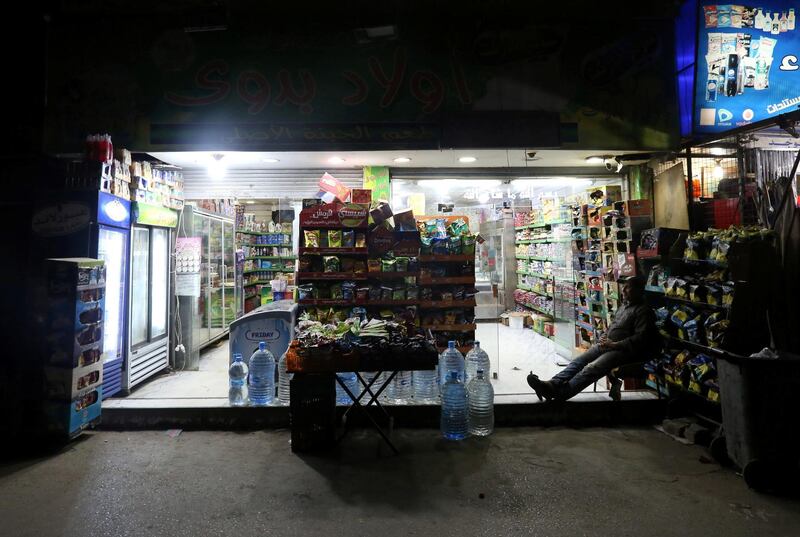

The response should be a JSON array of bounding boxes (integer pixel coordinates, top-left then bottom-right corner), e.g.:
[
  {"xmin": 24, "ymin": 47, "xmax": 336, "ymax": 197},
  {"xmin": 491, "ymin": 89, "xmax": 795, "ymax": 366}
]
[{"xmin": 2, "ymin": 427, "xmax": 799, "ymax": 537}]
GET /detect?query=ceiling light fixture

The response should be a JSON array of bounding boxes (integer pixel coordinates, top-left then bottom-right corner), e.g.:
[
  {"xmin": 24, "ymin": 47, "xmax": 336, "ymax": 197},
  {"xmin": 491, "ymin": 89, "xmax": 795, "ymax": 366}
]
[
  {"xmin": 261, "ymin": 158, "xmax": 280, "ymax": 163},
  {"xmin": 393, "ymin": 157, "xmax": 412, "ymax": 163},
  {"xmin": 709, "ymin": 147, "xmax": 726, "ymax": 156},
  {"xmin": 329, "ymin": 156, "xmax": 346, "ymax": 164},
  {"xmin": 207, "ymin": 153, "xmax": 226, "ymax": 180},
  {"xmin": 245, "ymin": 200, "xmax": 255, "ymax": 205},
  {"xmin": 458, "ymin": 156, "xmax": 477, "ymax": 163}
]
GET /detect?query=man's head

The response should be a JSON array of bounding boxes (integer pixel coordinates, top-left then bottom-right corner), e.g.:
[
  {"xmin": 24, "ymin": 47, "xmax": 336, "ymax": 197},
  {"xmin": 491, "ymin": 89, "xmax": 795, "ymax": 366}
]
[{"xmin": 621, "ymin": 276, "xmax": 645, "ymax": 305}]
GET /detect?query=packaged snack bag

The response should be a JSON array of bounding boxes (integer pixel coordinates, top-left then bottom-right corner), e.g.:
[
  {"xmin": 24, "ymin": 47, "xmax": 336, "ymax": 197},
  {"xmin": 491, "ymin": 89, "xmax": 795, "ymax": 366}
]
[
  {"xmin": 462, "ymin": 235, "xmax": 476, "ymax": 255},
  {"xmin": 395, "ymin": 257, "xmax": 410, "ymax": 272},
  {"xmin": 323, "ymin": 256, "xmax": 341, "ymax": 273},
  {"xmin": 328, "ymin": 229, "xmax": 342, "ymax": 248},
  {"xmin": 304, "ymin": 229, "xmax": 320, "ymax": 248},
  {"xmin": 355, "ymin": 233, "xmax": 366, "ymax": 248},
  {"xmin": 342, "ymin": 230, "xmax": 355, "ymax": 248},
  {"xmin": 368, "ymin": 259, "xmax": 382, "ymax": 272}
]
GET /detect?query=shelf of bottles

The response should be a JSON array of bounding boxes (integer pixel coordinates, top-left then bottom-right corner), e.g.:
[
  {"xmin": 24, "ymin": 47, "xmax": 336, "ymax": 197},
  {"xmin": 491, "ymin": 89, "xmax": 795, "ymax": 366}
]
[
  {"xmin": 512, "ymin": 203, "xmax": 574, "ymax": 340},
  {"xmin": 235, "ymin": 206, "xmax": 295, "ymax": 315}
]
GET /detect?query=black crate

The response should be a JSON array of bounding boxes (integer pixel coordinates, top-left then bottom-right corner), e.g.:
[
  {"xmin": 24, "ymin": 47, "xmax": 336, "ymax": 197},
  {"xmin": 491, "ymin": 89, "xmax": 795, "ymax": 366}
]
[{"xmin": 290, "ymin": 373, "xmax": 336, "ymax": 453}]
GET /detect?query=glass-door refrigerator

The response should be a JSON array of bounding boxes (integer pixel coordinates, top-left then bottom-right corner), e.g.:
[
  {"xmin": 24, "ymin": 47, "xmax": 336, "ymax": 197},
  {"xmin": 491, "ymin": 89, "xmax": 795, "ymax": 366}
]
[
  {"xmin": 174, "ymin": 206, "xmax": 235, "ymax": 370},
  {"xmin": 125, "ymin": 203, "xmax": 177, "ymax": 391},
  {"xmin": 31, "ymin": 191, "xmax": 131, "ymax": 399}
]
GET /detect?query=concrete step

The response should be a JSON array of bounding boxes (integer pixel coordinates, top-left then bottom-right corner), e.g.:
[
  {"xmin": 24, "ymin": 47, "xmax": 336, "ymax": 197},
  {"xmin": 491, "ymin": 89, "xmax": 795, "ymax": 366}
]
[{"xmin": 99, "ymin": 392, "xmax": 665, "ymax": 431}]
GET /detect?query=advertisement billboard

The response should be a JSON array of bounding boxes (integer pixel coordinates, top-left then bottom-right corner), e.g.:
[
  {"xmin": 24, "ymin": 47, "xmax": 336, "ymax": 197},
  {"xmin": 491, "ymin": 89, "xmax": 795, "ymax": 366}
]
[{"xmin": 695, "ymin": 3, "xmax": 800, "ymax": 134}]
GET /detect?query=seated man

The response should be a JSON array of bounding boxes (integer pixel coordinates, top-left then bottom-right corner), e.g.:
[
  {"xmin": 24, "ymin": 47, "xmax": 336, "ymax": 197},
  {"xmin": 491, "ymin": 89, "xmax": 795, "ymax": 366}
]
[{"xmin": 527, "ymin": 276, "xmax": 659, "ymax": 402}]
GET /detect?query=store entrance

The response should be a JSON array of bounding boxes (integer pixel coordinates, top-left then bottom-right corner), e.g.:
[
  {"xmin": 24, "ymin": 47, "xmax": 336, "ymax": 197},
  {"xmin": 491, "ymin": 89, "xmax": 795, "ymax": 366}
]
[{"xmin": 105, "ymin": 149, "xmax": 642, "ymax": 407}]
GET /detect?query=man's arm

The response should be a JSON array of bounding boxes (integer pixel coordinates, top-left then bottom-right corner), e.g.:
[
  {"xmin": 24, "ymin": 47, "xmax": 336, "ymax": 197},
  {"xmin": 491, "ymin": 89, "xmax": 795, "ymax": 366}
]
[{"xmin": 608, "ymin": 306, "xmax": 656, "ymax": 356}]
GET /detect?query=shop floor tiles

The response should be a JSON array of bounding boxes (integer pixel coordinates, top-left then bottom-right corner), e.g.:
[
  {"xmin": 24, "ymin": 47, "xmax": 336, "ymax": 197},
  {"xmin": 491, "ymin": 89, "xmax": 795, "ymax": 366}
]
[{"xmin": 105, "ymin": 323, "xmax": 635, "ymax": 409}]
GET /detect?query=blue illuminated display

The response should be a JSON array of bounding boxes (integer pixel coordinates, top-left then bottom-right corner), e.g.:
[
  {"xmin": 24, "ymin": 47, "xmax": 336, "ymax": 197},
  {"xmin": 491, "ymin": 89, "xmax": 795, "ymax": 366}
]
[{"xmin": 694, "ymin": 2, "xmax": 800, "ymax": 134}]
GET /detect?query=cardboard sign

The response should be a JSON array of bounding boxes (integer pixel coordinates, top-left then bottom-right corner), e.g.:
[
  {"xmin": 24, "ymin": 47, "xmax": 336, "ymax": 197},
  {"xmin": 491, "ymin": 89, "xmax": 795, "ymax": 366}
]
[
  {"xmin": 318, "ymin": 172, "xmax": 351, "ymax": 203},
  {"xmin": 392, "ymin": 231, "xmax": 422, "ymax": 256},
  {"xmin": 300, "ymin": 201, "xmax": 368, "ymax": 228}
]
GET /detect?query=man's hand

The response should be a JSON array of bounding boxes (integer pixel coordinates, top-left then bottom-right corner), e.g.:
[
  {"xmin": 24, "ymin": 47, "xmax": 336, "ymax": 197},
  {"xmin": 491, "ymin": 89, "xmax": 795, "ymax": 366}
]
[{"xmin": 598, "ymin": 336, "xmax": 619, "ymax": 350}]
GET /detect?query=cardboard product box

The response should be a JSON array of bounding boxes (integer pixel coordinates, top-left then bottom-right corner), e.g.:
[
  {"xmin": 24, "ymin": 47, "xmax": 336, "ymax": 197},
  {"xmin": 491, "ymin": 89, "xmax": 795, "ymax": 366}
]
[
  {"xmin": 638, "ymin": 228, "xmax": 682, "ymax": 258},
  {"xmin": 588, "ymin": 185, "xmax": 622, "ymax": 204},
  {"xmin": 613, "ymin": 253, "xmax": 637, "ymax": 279},
  {"xmin": 351, "ymin": 188, "xmax": 372, "ymax": 205},
  {"xmin": 131, "ymin": 176, "xmax": 148, "ymax": 191},
  {"xmin": 625, "ymin": 199, "xmax": 653, "ymax": 217},
  {"xmin": 392, "ymin": 209, "xmax": 417, "ymax": 232},
  {"xmin": 318, "ymin": 172, "xmax": 351, "ymax": 203}
]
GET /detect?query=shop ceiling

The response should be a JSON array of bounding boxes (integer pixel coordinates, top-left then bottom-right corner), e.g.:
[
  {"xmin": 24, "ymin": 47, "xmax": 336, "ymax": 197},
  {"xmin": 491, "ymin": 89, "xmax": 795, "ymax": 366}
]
[{"xmin": 150, "ymin": 149, "xmax": 642, "ymax": 171}]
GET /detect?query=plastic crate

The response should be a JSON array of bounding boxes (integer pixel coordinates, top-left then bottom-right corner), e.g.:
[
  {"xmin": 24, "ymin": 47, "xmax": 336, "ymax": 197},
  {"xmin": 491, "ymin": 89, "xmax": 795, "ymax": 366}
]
[{"xmin": 290, "ymin": 373, "xmax": 336, "ymax": 453}]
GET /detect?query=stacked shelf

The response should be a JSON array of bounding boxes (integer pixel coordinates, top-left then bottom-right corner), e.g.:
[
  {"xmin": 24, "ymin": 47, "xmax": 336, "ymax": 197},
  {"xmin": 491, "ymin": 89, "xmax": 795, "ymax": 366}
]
[
  {"xmin": 416, "ymin": 215, "xmax": 478, "ymax": 352},
  {"xmin": 512, "ymin": 204, "xmax": 574, "ymax": 339},
  {"xmin": 234, "ymin": 211, "xmax": 295, "ymax": 314}
]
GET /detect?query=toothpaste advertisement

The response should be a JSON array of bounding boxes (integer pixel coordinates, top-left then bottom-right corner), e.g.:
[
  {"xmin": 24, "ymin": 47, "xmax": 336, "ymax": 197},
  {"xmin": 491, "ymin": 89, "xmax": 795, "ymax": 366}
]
[{"xmin": 695, "ymin": 3, "xmax": 800, "ymax": 133}]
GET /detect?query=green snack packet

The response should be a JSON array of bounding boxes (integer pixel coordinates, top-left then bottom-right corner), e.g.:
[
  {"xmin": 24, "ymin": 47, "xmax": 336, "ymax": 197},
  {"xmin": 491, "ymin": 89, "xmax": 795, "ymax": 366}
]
[
  {"xmin": 304, "ymin": 229, "xmax": 320, "ymax": 248},
  {"xmin": 382, "ymin": 258, "xmax": 397, "ymax": 272},
  {"xmin": 462, "ymin": 234, "xmax": 476, "ymax": 255},
  {"xmin": 395, "ymin": 256, "xmax": 409, "ymax": 272},
  {"xmin": 330, "ymin": 283, "xmax": 344, "ymax": 299},
  {"xmin": 420, "ymin": 237, "xmax": 433, "ymax": 255},
  {"xmin": 328, "ymin": 229, "xmax": 342, "ymax": 248},
  {"xmin": 392, "ymin": 287, "xmax": 406, "ymax": 301},
  {"xmin": 448, "ymin": 218, "xmax": 469, "ymax": 237},
  {"xmin": 323, "ymin": 256, "xmax": 341, "ymax": 273},
  {"xmin": 449, "ymin": 236, "xmax": 463, "ymax": 255}
]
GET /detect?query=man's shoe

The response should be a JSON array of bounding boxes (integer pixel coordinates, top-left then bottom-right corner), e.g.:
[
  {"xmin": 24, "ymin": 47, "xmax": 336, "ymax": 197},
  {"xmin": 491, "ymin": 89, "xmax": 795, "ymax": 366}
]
[
  {"xmin": 527, "ymin": 372, "xmax": 556, "ymax": 402},
  {"xmin": 608, "ymin": 377, "xmax": 622, "ymax": 402}
]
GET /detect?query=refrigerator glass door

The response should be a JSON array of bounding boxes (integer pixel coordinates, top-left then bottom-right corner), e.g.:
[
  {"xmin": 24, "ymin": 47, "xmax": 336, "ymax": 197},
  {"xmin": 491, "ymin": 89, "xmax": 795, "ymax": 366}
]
[
  {"xmin": 97, "ymin": 226, "xmax": 127, "ymax": 362},
  {"xmin": 150, "ymin": 227, "xmax": 169, "ymax": 340},
  {"xmin": 193, "ymin": 212, "xmax": 210, "ymax": 345},
  {"xmin": 223, "ymin": 221, "xmax": 236, "ymax": 327},
  {"xmin": 130, "ymin": 226, "xmax": 150, "ymax": 348},
  {"xmin": 209, "ymin": 218, "xmax": 225, "ymax": 338}
]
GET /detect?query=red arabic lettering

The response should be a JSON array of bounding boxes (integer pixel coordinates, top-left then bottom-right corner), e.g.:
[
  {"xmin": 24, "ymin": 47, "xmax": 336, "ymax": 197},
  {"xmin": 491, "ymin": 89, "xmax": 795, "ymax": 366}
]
[
  {"xmin": 368, "ymin": 48, "xmax": 407, "ymax": 108},
  {"xmin": 341, "ymin": 70, "xmax": 369, "ymax": 105},
  {"xmin": 450, "ymin": 60, "xmax": 473, "ymax": 105},
  {"xmin": 275, "ymin": 69, "xmax": 316, "ymax": 114},
  {"xmin": 165, "ymin": 60, "xmax": 231, "ymax": 106},
  {"xmin": 237, "ymin": 70, "xmax": 271, "ymax": 114},
  {"xmin": 410, "ymin": 70, "xmax": 445, "ymax": 113}
]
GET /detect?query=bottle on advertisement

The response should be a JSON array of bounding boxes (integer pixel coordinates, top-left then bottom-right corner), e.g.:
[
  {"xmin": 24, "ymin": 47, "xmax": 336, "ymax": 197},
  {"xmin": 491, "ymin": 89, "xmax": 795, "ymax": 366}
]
[
  {"xmin": 754, "ymin": 8, "xmax": 764, "ymax": 30},
  {"xmin": 772, "ymin": 13, "xmax": 781, "ymax": 35},
  {"xmin": 780, "ymin": 12, "xmax": 788, "ymax": 33},
  {"xmin": 789, "ymin": 9, "xmax": 796, "ymax": 31}
]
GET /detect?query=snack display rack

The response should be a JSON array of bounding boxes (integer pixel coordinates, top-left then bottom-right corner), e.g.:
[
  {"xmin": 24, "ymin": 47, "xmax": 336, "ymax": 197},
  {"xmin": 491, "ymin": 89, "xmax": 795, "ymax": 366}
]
[
  {"xmin": 512, "ymin": 204, "xmax": 573, "ymax": 341},
  {"xmin": 416, "ymin": 215, "xmax": 477, "ymax": 353},
  {"xmin": 297, "ymin": 201, "xmax": 372, "ymax": 318},
  {"xmin": 235, "ymin": 205, "xmax": 295, "ymax": 315},
  {"xmin": 570, "ymin": 199, "xmax": 652, "ymax": 349}
]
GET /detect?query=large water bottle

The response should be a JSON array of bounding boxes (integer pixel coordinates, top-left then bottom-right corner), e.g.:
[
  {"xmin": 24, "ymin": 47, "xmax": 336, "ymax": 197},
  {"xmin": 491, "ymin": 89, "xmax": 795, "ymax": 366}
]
[
  {"xmin": 335, "ymin": 372, "xmax": 359, "ymax": 405},
  {"xmin": 228, "ymin": 353, "xmax": 248, "ymax": 406},
  {"xmin": 248, "ymin": 342, "xmax": 275, "ymax": 406},
  {"xmin": 387, "ymin": 371, "xmax": 413, "ymax": 403},
  {"xmin": 465, "ymin": 342, "xmax": 491, "ymax": 385},
  {"xmin": 439, "ymin": 341, "xmax": 465, "ymax": 388},
  {"xmin": 361, "ymin": 372, "xmax": 385, "ymax": 402},
  {"xmin": 467, "ymin": 369, "xmax": 494, "ymax": 437},
  {"xmin": 413, "ymin": 366, "xmax": 439, "ymax": 402},
  {"xmin": 277, "ymin": 352, "xmax": 292, "ymax": 406},
  {"xmin": 441, "ymin": 371, "xmax": 469, "ymax": 440}
]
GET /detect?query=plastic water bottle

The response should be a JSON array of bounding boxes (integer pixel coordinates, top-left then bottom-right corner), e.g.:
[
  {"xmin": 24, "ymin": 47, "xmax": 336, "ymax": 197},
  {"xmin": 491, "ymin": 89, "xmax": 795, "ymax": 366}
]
[
  {"xmin": 387, "ymin": 371, "xmax": 413, "ymax": 403},
  {"xmin": 336, "ymin": 372, "xmax": 359, "ymax": 405},
  {"xmin": 439, "ymin": 341, "xmax": 465, "ymax": 389},
  {"xmin": 413, "ymin": 366, "xmax": 439, "ymax": 402},
  {"xmin": 465, "ymin": 342, "xmax": 491, "ymax": 385},
  {"xmin": 467, "ymin": 369, "xmax": 494, "ymax": 437},
  {"xmin": 362, "ymin": 372, "xmax": 385, "ymax": 402},
  {"xmin": 228, "ymin": 353, "xmax": 248, "ymax": 406},
  {"xmin": 441, "ymin": 371, "xmax": 468, "ymax": 440},
  {"xmin": 277, "ymin": 352, "xmax": 292, "ymax": 406},
  {"xmin": 248, "ymin": 342, "xmax": 275, "ymax": 406}
]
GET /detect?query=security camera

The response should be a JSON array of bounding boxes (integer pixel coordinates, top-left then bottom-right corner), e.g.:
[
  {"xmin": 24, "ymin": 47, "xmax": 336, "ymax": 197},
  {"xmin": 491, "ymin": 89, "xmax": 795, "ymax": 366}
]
[{"xmin": 604, "ymin": 157, "xmax": 623, "ymax": 172}]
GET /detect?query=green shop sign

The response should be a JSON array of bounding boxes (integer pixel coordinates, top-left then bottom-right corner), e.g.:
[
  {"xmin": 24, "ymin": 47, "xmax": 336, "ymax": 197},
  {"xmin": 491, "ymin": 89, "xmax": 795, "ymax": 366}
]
[{"xmin": 133, "ymin": 203, "xmax": 178, "ymax": 228}]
